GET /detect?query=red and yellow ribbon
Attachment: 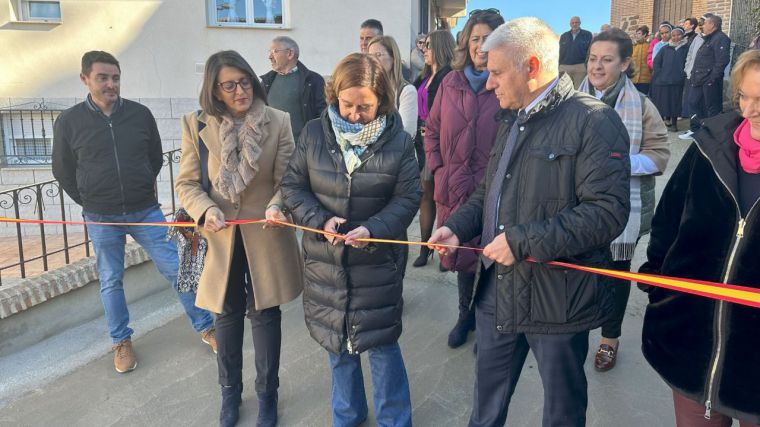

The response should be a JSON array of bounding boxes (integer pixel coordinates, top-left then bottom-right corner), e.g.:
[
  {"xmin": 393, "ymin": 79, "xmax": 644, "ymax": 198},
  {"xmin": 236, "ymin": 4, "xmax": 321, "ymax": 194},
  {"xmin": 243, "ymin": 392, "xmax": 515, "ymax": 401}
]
[{"xmin": 2, "ymin": 216, "xmax": 759, "ymax": 309}]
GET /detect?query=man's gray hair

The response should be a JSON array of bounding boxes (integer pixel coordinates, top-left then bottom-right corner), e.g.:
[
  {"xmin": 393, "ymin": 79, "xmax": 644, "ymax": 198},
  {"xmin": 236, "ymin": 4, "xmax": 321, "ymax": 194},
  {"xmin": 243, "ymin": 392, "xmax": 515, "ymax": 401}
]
[
  {"xmin": 272, "ymin": 36, "xmax": 300, "ymax": 59},
  {"xmin": 482, "ymin": 17, "xmax": 559, "ymax": 75}
]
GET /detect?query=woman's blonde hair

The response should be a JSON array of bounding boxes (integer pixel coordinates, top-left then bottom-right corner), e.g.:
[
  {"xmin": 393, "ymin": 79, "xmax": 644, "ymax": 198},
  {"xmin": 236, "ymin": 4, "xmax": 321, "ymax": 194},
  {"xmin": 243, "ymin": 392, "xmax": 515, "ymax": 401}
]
[
  {"xmin": 731, "ymin": 49, "xmax": 760, "ymax": 106},
  {"xmin": 367, "ymin": 35, "xmax": 408, "ymax": 95},
  {"xmin": 325, "ymin": 53, "xmax": 396, "ymax": 116}
]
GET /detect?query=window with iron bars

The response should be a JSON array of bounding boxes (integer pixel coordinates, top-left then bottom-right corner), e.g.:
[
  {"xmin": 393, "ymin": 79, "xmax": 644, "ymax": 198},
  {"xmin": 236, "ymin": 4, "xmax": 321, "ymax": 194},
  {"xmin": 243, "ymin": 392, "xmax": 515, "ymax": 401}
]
[{"xmin": 0, "ymin": 109, "xmax": 60, "ymax": 166}]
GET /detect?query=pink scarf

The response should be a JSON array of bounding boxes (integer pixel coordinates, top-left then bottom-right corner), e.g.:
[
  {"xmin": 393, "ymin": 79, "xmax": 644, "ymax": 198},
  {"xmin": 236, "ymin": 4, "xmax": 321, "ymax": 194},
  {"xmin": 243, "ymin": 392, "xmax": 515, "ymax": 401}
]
[{"xmin": 734, "ymin": 119, "xmax": 760, "ymax": 173}]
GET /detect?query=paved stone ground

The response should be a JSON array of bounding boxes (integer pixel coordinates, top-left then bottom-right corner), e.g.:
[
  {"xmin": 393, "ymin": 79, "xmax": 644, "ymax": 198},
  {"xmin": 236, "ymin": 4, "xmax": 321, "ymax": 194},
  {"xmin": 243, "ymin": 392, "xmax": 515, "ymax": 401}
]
[{"xmin": 0, "ymin": 132, "xmax": 692, "ymax": 426}]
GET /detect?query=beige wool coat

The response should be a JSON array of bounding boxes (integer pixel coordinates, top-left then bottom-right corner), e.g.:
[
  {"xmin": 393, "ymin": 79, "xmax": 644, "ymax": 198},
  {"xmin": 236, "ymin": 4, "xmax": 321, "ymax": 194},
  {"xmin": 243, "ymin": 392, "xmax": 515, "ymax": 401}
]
[{"xmin": 175, "ymin": 106, "xmax": 303, "ymax": 314}]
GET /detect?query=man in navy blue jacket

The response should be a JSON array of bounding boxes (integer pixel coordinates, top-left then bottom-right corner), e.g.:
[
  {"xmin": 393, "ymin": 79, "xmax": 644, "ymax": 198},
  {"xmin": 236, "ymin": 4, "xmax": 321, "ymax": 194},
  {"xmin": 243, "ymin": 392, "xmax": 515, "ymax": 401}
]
[
  {"xmin": 558, "ymin": 16, "xmax": 593, "ymax": 88},
  {"xmin": 687, "ymin": 13, "xmax": 731, "ymax": 132}
]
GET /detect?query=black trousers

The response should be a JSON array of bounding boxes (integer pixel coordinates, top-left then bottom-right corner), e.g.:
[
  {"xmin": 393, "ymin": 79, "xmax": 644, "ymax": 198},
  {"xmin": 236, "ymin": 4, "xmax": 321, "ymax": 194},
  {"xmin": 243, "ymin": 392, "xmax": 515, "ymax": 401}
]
[
  {"xmin": 469, "ymin": 268, "xmax": 589, "ymax": 427},
  {"xmin": 216, "ymin": 228, "xmax": 282, "ymax": 394},
  {"xmin": 688, "ymin": 80, "xmax": 723, "ymax": 132},
  {"xmin": 600, "ymin": 259, "xmax": 632, "ymax": 339}
]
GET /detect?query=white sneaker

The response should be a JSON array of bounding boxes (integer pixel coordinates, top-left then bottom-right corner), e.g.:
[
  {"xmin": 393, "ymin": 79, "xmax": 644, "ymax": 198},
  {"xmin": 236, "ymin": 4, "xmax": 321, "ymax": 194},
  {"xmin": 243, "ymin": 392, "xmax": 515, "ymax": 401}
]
[{"xmin": 678, "ymin": 130, "xmax": 694, "ymax": 140}]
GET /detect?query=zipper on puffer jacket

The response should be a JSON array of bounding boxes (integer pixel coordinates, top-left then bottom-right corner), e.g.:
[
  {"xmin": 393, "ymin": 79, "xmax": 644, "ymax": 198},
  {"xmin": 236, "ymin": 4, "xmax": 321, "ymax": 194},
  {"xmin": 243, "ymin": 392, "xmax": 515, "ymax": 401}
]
[
  {"xmin": 694, "ymin": 143, "xmax": 759, "ymax": 419},
  {"xmin": 343, "ymin": 150, "xmax": 379, "ymax": 354}
]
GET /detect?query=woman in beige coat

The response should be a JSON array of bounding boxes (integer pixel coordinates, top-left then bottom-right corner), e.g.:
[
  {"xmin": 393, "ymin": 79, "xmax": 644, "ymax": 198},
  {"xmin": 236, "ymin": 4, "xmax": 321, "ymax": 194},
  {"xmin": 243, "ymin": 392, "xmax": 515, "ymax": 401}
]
[{"xmin": 175, "ymin": 50, "xmax": 303, "ymax": 427}]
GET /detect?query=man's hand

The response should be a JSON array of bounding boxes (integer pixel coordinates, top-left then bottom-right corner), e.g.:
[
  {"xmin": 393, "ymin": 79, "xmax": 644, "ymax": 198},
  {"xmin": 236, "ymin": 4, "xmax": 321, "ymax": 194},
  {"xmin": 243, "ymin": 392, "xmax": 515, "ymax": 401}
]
[
  {"xmin": 203, "ymin": 207, "xmax": 226, "ymax": 232},
  {"xmin": 427, "ymin": 226, "xmax": 460, "ymax": 256},
  {"xmin": 323, "ymin": 216, "xmax": 347, "ymax": 245},
  {"xmin": 482, "ymin": 233, "xmax": 516, "ymax": 266},
  {"xmin": 264, "ymin": 205, "xmax": 288, "ymax": 228},
  {"xmin": 344, "ymin": 226, "xmax": 370, "ymax": 248}
]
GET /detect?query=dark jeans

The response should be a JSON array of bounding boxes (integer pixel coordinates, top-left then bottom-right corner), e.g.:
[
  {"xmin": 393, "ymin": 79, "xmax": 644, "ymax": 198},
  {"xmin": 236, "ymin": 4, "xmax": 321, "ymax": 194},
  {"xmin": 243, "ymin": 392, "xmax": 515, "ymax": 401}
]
[
  {"xmin": 216, "ymin": 228, "xmax": 282, "ymax": 394},
  {"xmin": 469, "ymin": 268, "xmax": 590, "ymax": 427},
  {"xmin": 673, "ymin": 390, "xmax": 760, "ymax": 427},
  {"xmin": 600, "ymin": 259, "xmax": 632, "ymax": 339},
  {"xmin": 688, "ymin": 80, "xmax": 723, "ymax": 132}
]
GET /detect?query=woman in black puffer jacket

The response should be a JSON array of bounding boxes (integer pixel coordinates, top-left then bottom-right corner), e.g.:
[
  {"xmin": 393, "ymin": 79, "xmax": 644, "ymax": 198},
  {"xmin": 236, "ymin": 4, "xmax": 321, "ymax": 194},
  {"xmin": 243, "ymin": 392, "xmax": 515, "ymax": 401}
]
[{"xmin": 281, "ymin": 53, "xmax": 421, "ymax": 427}]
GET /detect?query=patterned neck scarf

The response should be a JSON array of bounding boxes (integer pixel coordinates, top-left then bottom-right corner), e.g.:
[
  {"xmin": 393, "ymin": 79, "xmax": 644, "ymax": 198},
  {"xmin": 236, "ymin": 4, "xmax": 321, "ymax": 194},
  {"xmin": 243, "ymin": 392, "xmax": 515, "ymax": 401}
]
[{"xmin": 327, "ymin": 105, "xmax": 386, "ymax": 174}]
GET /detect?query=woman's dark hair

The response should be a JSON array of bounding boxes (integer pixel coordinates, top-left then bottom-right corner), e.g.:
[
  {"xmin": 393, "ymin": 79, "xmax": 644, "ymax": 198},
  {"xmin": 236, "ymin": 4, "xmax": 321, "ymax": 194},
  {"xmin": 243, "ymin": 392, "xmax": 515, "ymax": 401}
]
[
  {"xmin": 590, "ymin": 28, "xmax": 635, "ymax": 77},
  {"xmin": 420, "ymin": 30, "xmax": 456, "ymax": 79},
  {"xmin": 199, "ymin": 50, "xmax": 268, "ymax": 118},
  {"xmin": 325, "ymin": 53, "xmax": 396, "ymax": 116},
  {"xmin": 636, "ymin": 25, "xmax": 650, "ymax": 36},
  {"xmin": 451, "ymin": 11, "xmax": 505, "ymax": 70}
]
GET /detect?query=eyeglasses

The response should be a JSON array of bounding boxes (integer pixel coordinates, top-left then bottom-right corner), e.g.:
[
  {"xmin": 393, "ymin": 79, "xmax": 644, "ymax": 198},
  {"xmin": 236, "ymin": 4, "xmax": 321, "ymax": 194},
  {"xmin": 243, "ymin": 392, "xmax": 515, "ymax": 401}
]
[
  {"xmin": 267, "ymin": 48, "xmax": 291, "ymax": 56},
  {"xmin": 416, "ymin": 40, "xmax": 425, "ymax": 45},
  {"xmin": 217, "ymin": 78, "xmax": 252, "ymax": 93},
  {"xmin": 423, "ymin": 41, "xmax": 432, "ymax": 50},
  {"xmin": 469, "ymin": 8, "xmax": 500, "ymax": 17}
]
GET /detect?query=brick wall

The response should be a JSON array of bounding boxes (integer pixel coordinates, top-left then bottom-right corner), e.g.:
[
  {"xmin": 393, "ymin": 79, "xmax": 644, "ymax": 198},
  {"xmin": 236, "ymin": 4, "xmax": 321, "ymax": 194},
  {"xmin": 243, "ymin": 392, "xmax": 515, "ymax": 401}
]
[
  {"xmin": 611, "ymin": 0, "xmax": 655, "ymax": 35},
  {"xmin": 0, "ymin": 97, "xmax": 198, "ymax": 237},
  {"xmin": 706, "ymin": 0, "xmax": 733, "ymax": 33}
]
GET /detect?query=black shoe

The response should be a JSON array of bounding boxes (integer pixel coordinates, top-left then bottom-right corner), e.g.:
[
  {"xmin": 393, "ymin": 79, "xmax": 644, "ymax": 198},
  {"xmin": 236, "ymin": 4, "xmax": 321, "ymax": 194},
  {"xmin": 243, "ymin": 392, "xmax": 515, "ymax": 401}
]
[
  {"xmin": 256, "ymin": 391, "xmax": 278, "ymax": 427},
  {"xmin": 220, "ymin": 384, "xmax": 243, "ymax": 427},
  {"xmin": 447, "ymin": 309, "xmax": 475, "ymax": 348},
  {"xmin": 412, "ymin": 246, "xmax": 432, "ymax": 267}
]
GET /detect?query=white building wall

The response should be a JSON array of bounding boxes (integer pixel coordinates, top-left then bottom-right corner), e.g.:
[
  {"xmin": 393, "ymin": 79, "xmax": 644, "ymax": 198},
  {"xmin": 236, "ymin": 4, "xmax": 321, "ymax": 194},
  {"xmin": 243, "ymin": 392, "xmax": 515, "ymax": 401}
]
[{"xmin": 0, "ymin": 0, "xmax": 416, "ymax": 99}]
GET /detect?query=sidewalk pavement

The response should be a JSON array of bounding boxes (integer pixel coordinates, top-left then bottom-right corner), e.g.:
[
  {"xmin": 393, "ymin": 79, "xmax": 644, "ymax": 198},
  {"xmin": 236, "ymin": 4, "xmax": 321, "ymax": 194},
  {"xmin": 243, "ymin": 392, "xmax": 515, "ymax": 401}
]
[{"xmin": 0, "ymin": 133, "xmax": 692, "ymax": 426}]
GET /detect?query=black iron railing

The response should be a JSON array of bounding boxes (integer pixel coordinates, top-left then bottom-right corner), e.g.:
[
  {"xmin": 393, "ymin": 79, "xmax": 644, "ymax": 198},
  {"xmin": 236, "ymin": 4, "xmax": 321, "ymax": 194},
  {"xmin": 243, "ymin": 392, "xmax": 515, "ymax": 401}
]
[
  {"xmin": 0, "ymin": 148, "xmax": 182, "ymax": 285},
  {"xmin": 0, "ymin": 100, "xmax": 67, "ymax": 166}
]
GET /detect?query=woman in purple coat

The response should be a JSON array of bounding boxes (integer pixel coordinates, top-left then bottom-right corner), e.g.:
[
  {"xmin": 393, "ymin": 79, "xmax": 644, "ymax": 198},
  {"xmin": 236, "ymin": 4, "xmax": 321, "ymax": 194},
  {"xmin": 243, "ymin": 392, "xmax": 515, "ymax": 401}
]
[{"xmin": 424, "ymin": 10, "xmax": 504, "ymax": 348}]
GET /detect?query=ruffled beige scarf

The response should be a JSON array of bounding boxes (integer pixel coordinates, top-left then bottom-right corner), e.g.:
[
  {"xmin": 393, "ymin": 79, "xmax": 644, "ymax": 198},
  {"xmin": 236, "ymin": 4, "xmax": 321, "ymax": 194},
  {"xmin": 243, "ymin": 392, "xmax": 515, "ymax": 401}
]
[{"xmin": 214, "ymin": 99, "xmax": 265, "ymax": 203}]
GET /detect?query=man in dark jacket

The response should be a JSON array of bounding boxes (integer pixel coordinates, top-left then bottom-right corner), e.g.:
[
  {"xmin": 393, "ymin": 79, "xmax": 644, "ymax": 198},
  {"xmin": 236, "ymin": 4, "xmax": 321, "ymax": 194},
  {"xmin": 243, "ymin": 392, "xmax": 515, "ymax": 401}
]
[
  {"xmin": 52, "ymin": 51, "xmax": 215, "ymax": 374},
  {"xmin": 429, "ymin": 18, "xmax": 630, "ymax": 426},
  {"xmin": 687, "ymin": 13, "xmax": 731, "ymax": 133},
  {"xmin": 261, "ymin": 36, "xmax": 326, "ymax": 142},
  {"xmin": 558, "ymin": 16, "xmax": 593, "ymax": 88}
]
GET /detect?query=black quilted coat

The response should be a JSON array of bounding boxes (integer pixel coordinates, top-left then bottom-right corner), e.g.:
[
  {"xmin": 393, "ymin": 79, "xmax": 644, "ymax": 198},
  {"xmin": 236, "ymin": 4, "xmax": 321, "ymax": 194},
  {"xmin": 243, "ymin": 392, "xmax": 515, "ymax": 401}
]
[
  {"xmin": 445, "ymin": 74, "xmax": 631, "ymax": 334},
  {"xmin": 640, "ymin": 111, "xmax": 760, "ymax": 423},
  {"xmin": 281, "ymin": 111, "xmax": 421, "ymax": 354}
]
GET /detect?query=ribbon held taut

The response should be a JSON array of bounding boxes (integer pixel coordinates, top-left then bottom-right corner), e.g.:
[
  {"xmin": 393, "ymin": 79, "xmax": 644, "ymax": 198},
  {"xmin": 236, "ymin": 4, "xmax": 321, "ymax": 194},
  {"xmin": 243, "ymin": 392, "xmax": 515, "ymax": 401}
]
[{"xmin": 1, "ymin": 216, "xmax": 759, "ymax": 308}]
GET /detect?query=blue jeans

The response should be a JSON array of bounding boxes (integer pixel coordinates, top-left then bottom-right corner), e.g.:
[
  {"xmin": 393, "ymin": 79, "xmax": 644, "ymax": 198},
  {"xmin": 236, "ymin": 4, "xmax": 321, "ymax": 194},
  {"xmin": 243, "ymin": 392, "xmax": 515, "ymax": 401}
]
[
  {"xmin": 84, "ymin": 205, "xmax": 214, "ymax": 343},
  {"xmin": 328, "ymin": 342, "xmax": 412, "ymax": 427}
]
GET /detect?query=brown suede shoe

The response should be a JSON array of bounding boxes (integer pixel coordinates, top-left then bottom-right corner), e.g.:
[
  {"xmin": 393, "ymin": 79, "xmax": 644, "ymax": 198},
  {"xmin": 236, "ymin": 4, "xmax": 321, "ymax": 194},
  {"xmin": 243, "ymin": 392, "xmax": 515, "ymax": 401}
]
[
  {"xmin": 113, "ymin": 339, "xmax": 137, "ymax": 373},
  {"xmin": 201, "ymin": 328, "xmax": 217, "ymax": 354},
  {"xmin": 594, "ymin": 342, "xmax": 619, "ymax": 372}
]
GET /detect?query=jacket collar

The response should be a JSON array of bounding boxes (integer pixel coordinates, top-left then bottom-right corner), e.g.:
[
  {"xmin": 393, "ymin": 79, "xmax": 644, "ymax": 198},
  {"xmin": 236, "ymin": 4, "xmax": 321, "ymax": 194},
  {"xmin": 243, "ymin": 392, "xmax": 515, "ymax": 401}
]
[
  {"xmin": 494, "ymin": 73, "xmax": 575, "ymax": 124},
  {"xmin": 693, "ymin": 110, "xmax": 744, "ymax": 199},
  {"xmin": 448, "ymin": 69, "xmax": 493, "ymax": 95},
  {"xmin": 85, "ymin": 94, "xmax": 124, "ymax": 116},
  {"xmin": 320, "ymin": 108, "xmax": 404, "ymax": 168}
]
